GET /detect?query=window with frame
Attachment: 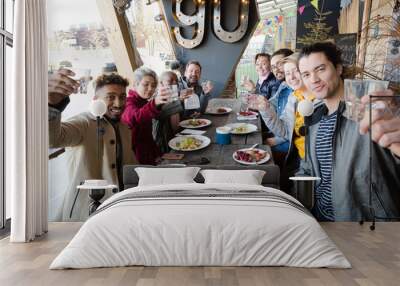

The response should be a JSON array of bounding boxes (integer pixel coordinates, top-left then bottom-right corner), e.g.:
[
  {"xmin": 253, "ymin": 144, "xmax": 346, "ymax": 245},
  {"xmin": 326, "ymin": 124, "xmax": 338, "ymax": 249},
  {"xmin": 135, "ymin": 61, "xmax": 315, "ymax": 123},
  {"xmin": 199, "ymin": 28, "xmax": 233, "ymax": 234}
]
[
  {"xmin": 124, "ymin": 1, "xmax": 176, "ymax": 74},
  {"xmin": 1, "ymin": 0, "xmax": 14, "ymax": 233}
]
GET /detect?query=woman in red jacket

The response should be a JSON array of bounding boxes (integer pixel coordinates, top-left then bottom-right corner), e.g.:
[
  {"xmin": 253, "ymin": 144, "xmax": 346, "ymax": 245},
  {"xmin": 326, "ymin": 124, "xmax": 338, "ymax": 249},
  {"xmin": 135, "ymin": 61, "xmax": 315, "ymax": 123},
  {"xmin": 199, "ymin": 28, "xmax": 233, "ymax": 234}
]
[{"xmin": 121, "ymin": 67, "xmax": 170, "ymax": 165}]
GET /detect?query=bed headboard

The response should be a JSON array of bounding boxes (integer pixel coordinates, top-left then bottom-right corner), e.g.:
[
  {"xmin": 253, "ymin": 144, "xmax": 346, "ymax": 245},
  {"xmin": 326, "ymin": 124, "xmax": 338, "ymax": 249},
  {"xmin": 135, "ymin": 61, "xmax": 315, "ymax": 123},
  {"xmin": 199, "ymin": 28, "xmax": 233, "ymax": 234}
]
[{"xmin": 123, "ymin": 165, "xmax": 280, "ymax": 190}]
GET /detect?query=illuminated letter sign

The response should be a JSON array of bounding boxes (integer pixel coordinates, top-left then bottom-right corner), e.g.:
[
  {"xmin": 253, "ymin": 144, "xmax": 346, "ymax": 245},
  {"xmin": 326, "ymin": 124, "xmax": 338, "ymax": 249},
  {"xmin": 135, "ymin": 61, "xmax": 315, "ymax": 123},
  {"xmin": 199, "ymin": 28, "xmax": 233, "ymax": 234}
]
[
  {"xmin": 172, "ymin": 0, "xmax": 250, "ymax": 49},
  {"xmin": 172, "ymin": 0, "xmax": 206, "ymax": 49},
  {"xmin": 213, "ymin": 0, "xmax": 249, "ymax": 43}
]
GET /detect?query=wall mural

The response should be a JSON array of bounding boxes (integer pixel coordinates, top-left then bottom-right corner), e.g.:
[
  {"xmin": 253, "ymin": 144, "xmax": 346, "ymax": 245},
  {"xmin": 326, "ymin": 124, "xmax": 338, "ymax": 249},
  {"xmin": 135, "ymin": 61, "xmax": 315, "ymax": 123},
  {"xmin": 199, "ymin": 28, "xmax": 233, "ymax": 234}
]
[{"xmin": 172, "ymin": 0, "xmax": 250, "ymax": 49}]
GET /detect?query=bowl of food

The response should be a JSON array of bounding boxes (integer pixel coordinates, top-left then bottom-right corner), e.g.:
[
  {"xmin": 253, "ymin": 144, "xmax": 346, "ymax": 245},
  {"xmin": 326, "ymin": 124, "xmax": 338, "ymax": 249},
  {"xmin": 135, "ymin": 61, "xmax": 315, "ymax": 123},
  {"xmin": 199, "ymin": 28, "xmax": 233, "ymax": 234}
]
[
  {"xmin": 233, "ymin": 148, "xmax": 270, "ymax": 165},
  {"xmin": 168, "ymin": 135, "xmax": 211, "ymax": 151}
]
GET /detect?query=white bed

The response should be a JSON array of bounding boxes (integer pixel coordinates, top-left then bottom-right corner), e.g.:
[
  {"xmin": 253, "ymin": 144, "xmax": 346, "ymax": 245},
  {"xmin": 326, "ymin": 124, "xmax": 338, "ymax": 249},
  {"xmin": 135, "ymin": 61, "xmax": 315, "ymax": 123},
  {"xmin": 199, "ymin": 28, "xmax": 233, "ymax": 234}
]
[{"xmin": 50, "ymin": 182, "xmax": 351, "ymax": 269}]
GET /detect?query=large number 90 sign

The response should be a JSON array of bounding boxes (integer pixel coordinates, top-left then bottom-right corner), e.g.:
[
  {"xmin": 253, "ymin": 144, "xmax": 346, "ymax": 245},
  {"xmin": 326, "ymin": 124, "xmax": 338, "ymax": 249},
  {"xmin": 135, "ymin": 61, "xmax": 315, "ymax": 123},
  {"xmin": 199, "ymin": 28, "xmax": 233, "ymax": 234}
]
[{"xmin": 172, "ymin": 0, "xmax": 250, "ymax": 49}]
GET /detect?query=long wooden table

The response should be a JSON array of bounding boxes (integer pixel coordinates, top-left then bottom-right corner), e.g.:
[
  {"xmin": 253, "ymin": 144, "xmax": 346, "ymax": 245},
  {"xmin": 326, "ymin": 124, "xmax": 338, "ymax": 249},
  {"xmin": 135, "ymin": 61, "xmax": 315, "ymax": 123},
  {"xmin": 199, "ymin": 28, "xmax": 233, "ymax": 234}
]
[
  {"xmin": 161, "ymin": 98, "xmax": 274, "ymax": 166},
  {"xmin": 199, "ymin": 98, "xmax": 261, "ymax": 145}
]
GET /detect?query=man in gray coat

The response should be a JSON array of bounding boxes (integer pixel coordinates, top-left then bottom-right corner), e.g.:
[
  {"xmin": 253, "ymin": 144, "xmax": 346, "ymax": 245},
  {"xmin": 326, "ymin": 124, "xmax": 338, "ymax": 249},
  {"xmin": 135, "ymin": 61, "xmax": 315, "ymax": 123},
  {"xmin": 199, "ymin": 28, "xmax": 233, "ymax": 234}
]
[
  {"xmin": 297, "ymin": 42, "xmax": 400, "ymax": 221},
  {"xmin": 48, "ymin": 70, "xmax": 137, "ymax": 221}
]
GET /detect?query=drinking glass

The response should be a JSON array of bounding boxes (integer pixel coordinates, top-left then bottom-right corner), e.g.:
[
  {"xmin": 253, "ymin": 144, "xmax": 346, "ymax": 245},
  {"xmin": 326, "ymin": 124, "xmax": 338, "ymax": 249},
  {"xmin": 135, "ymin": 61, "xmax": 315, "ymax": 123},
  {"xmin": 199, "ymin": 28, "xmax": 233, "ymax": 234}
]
[
  {"xmin": 75, "ymin": 68, "xmax": 92, "ymax": 94},
  {"xmin": 169, "ymin": 84, "xmax": 179, "ymax": 102},
  {"xmin": 344, "ymin": 79, "xmax": 389, "ymax": 122},
  {"xmin": 180, "ymin": 87, "xmax": 194, "ymax": 100},
  {"xmin": 365, "ymin": 79, "xmax": 390, "ymax": 95},
  {"xmin": 154, "ymin": 86, "xmax": 172, "ymax": 104},
  {"xmin": 239, "ymin": 91, "xmax": 249, "ymax": 112}
]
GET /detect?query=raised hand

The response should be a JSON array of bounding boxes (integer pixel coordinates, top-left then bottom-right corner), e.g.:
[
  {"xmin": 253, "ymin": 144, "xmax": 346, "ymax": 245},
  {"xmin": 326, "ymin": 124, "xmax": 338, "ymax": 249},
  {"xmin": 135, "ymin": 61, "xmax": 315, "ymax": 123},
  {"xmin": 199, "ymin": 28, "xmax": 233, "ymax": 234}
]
[
  {"xmin": 201, "ymin": 80, "xmax": 214, "ymax": 95},
  {"xmin": 241, "ymin": 78, "xmax": 256, "ymax": 93},
  {"xmin": 48, "ymin": 69, "xmax": 80, "ymax": 105},
  {"xmin": 179, "ymin": 88, "xmax": 194, "ymax": 101},
  {"xmin": 248, "ymin": 94, "xmax": 270, "ymax": 111},
  {"xmin": 155, "ymin": 86, "xmax": 171, "ymax": 106},
  {"xmin": 359, "ymin": 89, "xmax": 400, "ymax": 157}
]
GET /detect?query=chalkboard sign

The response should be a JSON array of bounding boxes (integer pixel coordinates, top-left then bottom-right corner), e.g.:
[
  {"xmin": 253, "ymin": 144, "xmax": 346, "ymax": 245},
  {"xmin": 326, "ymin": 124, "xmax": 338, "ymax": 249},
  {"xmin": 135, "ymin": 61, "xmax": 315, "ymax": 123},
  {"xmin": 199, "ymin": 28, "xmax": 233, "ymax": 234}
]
[{"xmin": 334, "ymin": 33, "xmax": 357, "ymax": 66}]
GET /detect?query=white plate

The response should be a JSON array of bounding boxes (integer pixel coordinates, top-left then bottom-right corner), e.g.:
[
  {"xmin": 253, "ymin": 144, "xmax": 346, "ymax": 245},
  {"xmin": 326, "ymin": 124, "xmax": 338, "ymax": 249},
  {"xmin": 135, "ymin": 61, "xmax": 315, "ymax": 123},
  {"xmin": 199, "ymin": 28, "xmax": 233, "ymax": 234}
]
[
  {"xmin": 232, "ymin": 148, "xmax": 270, "ymax": 165},
  {"xmin": 225, "ymin": 123, "xmax": 258, "ymax": 135},
  {"xmin": 179, "ymin": 118, "xmax": 212, "ymax": 129},
  {"xmin": 168, "ymin": 135, "xmax": 211, "ymax": 151},
  {"xmin": 207, "ymin": 107, "xmax": 233, "ymax": 115}
]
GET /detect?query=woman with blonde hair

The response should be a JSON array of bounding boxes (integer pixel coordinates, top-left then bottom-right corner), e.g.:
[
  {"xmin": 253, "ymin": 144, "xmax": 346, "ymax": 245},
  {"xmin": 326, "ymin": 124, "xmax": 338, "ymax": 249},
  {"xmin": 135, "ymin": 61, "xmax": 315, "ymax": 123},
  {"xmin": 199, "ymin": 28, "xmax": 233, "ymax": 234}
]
[
  {"xmin": 252, "ymin": 53, "xmax": 320, "ymax": 159},
  {"xmin": 249, "ymin": 53, "xmax": 321, "ymax": 191}
]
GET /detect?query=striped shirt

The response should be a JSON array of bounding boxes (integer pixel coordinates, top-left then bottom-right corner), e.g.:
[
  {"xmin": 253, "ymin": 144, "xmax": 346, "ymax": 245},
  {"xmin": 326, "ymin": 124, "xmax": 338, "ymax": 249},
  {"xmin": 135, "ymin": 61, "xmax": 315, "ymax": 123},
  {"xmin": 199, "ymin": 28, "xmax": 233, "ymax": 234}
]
[{"xmin": 313, "ymin": 111, "xmax": 337, "ymax": 221}]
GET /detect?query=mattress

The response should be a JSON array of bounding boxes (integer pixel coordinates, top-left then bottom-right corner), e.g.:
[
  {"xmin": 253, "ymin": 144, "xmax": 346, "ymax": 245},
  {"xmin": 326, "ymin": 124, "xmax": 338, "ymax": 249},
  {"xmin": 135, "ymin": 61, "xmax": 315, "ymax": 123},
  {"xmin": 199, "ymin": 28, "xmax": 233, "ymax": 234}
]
[{"xmin": 50, "ymin": 183, "xmax": 351, "ymax": 269}]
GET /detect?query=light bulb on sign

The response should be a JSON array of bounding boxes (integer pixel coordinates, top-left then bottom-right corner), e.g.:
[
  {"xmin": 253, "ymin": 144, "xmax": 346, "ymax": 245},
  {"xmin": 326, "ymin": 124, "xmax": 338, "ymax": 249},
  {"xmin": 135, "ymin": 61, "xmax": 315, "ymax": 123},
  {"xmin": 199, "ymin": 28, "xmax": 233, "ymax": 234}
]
[
  {"xmin": 298, "ymin": 100, "xmax": 314, "ymax": 117},
  {"xmin": 90, "ymin": 100, "xmax": 107, "ymax": 118}
]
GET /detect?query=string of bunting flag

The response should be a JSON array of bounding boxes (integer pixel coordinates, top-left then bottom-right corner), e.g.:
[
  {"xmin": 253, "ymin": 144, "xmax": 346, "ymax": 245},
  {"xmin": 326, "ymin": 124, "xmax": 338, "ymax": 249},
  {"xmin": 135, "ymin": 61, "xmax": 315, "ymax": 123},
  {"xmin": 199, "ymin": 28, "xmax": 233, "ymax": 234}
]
[
  {"xmin": 254, "ymin": 15, "xmax": 284, "ymax": 37},
  {"xmin": 298, "ymin": 0, "xmax": 319, "ymax": 15}
]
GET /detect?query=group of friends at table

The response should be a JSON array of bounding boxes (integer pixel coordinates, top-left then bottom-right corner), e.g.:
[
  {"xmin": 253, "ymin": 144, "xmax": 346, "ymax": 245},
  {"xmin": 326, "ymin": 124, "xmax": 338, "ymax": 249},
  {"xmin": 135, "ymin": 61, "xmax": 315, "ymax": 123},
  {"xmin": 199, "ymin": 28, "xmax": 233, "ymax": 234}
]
[{"xmin": 48, "ymin": 41, "xmax": 400, "ymax": 222}]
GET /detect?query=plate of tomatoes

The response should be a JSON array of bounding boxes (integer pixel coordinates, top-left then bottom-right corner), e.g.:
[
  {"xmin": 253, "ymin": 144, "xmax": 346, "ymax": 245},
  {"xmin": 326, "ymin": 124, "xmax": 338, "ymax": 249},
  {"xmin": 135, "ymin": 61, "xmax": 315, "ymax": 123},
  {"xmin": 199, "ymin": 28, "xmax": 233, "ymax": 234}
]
[{"xmin": 233, "ymin": 148, "xmax": 270, "ymax": 165}]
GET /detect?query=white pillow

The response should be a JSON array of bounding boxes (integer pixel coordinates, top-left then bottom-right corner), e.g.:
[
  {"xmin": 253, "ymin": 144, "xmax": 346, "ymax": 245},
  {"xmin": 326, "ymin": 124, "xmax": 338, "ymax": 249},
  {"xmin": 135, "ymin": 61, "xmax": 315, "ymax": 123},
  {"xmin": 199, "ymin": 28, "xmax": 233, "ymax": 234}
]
[
  {"xmin": 135, "ymin": 167, "xmax": 201, "ymax": 186},
  {"xmin": 200, "ymin": 169, "xmax": 266, "ymax": 185}
]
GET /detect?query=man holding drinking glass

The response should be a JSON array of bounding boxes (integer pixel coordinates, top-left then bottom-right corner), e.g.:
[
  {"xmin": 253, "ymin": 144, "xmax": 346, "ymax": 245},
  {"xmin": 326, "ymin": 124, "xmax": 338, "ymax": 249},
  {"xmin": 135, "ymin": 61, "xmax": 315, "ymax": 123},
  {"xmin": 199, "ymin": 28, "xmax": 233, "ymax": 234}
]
[
  {"xmin": 48, "ymin": 70, "xmax": 138, "ymax": 221},
  {"xmin": 241, "ymin": 53, "xmax": 280, "ymax": 99},
  {"xmin": 178, "ymin": 60, "xmax": 214, "ymax": 118},
  {"xmin": 294, "ymin": 41, "xmax": 400, "ymax": 222}
]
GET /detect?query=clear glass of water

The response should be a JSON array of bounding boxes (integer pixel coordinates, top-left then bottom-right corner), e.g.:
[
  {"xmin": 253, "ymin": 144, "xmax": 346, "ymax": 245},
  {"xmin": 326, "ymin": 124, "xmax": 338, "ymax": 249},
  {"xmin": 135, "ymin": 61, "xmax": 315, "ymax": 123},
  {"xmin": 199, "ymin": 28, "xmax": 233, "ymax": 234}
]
[
  {"xmin": 344, "ymin": 79, "xmax": 389, "ymax": 122},
  {"xmin": 239, "ymin": 91, "xmax": 249, "ymax": 112},
  {"xmin": 170, "ymin": 84, "xmax": 179, "ymax": 102},
  {"xmin": 79, "ymin": 69, "xmax": 92, "ymax": 94},
  {"xmin": 74, "ymin": 68, "xmax": 92, "ymax": 94}
]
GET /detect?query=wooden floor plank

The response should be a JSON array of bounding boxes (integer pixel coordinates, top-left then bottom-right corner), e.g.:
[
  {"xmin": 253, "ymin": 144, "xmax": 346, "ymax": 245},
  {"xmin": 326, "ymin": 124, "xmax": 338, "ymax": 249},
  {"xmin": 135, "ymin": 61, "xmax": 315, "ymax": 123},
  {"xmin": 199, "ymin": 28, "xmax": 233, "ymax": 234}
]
[{"xmin": 1, "ymin": 222, "xmax": 400, "ymax": 286}]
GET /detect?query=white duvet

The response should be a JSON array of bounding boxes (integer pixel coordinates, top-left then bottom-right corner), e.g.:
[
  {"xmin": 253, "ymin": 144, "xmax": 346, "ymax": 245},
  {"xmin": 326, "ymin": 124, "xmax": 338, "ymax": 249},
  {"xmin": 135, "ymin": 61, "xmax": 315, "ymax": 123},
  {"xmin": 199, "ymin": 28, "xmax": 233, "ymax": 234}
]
[{"xmin": 50, "ymin": 183, "xmax": 351, "ymax": 269}]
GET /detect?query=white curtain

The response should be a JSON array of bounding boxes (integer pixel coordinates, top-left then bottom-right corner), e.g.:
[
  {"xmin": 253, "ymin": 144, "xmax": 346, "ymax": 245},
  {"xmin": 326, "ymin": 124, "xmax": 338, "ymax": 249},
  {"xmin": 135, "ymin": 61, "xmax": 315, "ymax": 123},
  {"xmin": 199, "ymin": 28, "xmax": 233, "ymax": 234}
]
[{"xmin": 8, "ymin": 0, "xmax": 48, "ymax": 242}]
